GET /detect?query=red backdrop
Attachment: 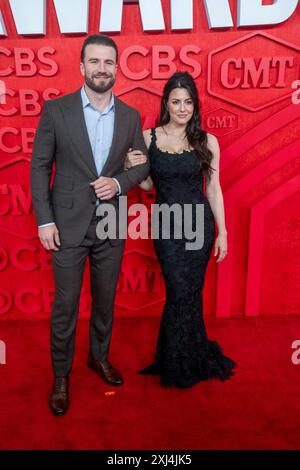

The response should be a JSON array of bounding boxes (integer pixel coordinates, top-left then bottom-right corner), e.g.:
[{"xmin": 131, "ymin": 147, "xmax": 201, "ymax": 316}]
[{"xmin": 0, "ymin": 0, "xmax": 300, "ymax": 320}]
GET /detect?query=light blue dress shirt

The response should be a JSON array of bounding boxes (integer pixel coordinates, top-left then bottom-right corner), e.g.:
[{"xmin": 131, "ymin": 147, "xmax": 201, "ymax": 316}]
[
  {"xmin": 39, "ymin": 86, "xmax": 120, "ymax": 227},
  {"xmin": 81, "ymin": 86, "xmax": 115, "ymax": 177},
  {"xmin": 81, "ymin": 86, "xmax": 121, "ymax": 203}
]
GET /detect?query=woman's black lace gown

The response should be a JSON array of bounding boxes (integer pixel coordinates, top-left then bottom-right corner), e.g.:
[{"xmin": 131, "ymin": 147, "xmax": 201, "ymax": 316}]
[{"xmin": 139, "ymin": 128, "xmax": 236, "ymax": 388}]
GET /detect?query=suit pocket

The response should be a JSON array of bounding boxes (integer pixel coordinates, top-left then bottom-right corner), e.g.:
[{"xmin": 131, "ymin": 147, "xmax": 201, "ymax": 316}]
[
  {"xmin": 52, "ymin": 173, "xmax": 74, "ymax": 191},
  {"xmin": 51, "ymin": 192, "xmax": 73, "ymax": 208}
]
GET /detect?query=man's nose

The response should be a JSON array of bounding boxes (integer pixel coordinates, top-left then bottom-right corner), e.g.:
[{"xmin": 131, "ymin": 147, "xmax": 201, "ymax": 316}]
[{"xmin": 97, "ymin": 62, "xmax": 106, "ymax": 73}]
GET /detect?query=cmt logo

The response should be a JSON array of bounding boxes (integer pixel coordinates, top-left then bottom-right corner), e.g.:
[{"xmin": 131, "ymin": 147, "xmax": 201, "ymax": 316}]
[
  {"xmin": 203, "ymin": 108, "xmax": 239, "ymax": 137},
  {"xmin": 0, "ymin": 184, "xmax": 32, "ymax": 215},
  {"xmin": 208, "ymin": 32, "xmax": 300, "ymax": 112},
  {"xmin": 0, "ymin": 340, "xmax": 6, "ymax": 364},
  {"xmin": 0, "ymin": 0, "xmax": 298, "ymax": 35}
]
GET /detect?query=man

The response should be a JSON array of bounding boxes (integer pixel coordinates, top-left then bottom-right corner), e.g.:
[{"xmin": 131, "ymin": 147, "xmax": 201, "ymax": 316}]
[{"xmin": 30, "ymin": 34, "xmax": 149, "ymax": 416}]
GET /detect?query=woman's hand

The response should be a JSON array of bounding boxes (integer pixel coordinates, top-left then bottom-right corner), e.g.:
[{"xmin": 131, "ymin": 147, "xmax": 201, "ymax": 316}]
[
  {"xmin": 214, "ymin": 232, "xmax": 227, "ymax": 263},
  {"xmin": 125, "ymin": 148, "xmax": 147, "ymax": 170}
]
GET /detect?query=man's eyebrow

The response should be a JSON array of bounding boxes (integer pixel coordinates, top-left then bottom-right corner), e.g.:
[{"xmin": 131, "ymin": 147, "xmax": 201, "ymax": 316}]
[{"xmin": 88, "ymin": 57, "xmax": 115, "ymax": 62}]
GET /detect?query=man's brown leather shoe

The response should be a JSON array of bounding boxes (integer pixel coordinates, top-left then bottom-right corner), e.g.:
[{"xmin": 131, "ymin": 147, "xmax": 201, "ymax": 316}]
[
  {"xmin": 49, "ymin": 376, "xmax": 70, "ymax": 416},
  {"xmin": 88, "ymin": 358, "xmax": 124, "ymax": 386}
]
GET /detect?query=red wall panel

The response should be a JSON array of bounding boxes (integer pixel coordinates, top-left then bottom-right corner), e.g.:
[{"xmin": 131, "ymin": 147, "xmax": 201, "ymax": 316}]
[{"xmin": 0, "ymin": 0, "xmax": 299, "ymax": 319}]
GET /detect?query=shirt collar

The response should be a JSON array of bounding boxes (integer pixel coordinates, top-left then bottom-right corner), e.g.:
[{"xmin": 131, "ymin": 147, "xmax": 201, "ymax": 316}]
[{"xmin": 81, "ymin": 86, "xmax": 115, "ymax": 114}]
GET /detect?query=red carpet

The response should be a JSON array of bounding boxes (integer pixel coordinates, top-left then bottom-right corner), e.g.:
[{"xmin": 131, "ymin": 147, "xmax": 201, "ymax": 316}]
[{"xmin": 1, "ymin": 316, "xmax": 300, "ymax": 450}]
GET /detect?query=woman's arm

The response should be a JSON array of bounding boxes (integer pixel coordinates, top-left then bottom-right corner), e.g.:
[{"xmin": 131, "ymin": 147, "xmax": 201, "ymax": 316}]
[
  {"xmin": 205, "ymin": 133, "xmax": 227, "ymax": 263},
  {"xmin": 138, "ymin": 175, "xmax": 153, "ymax": 191}
]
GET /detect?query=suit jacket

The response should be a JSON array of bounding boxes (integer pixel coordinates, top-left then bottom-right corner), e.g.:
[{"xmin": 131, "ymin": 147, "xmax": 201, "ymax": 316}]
[{"xmin": 30, "ymin": 89, "xmax": 150, "ymax": 247}]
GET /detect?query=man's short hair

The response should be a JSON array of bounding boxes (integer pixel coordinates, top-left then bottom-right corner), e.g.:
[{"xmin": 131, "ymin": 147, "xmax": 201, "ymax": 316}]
[{"xmin": 81, "ymin": 34, "xmax": 118, "ymax": 63}]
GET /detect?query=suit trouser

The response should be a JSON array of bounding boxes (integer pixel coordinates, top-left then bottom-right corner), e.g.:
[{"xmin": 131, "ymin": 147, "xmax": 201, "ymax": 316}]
[{"xmin": 50, "ymin": 208, "xmax": 125, "ymax": 377}]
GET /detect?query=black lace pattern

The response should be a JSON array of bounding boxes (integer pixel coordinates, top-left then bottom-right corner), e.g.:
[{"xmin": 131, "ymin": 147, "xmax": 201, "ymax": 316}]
[{"xmin": 139, "ymin": 129, "xmax": 236, "ymax": 388}]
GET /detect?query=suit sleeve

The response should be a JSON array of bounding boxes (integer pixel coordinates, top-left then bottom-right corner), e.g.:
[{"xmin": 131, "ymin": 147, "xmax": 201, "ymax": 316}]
[
  {"xmin": 114, "ymin": 111, "xmax": 150, "ymax": 195},
  {"xmin": 30, "ymin": 101, "xmax": 55, "ymax": 226}
]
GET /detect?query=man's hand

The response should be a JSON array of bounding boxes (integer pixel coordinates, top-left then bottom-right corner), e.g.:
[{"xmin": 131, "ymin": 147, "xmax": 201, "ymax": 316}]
[
  {"xmin": 90, "ymin": 176, "xmax": 118, "ymax": 200},
  {"xmin": 38, "ymin": 224, "xmax": 61, "ymax": 251}
]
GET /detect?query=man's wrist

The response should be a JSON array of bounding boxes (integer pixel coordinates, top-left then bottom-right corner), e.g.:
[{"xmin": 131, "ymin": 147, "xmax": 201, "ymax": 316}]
[
  {"xmin": 112, "ymin": 178, "xmax": 121, "ymax": 196},
  {"xmin": 39, "ymin": 222, "xmax": 55, "ymax": 228}
]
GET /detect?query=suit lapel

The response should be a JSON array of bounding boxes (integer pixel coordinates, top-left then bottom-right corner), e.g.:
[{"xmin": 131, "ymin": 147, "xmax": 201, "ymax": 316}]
[
  {"xmin": 61, "ymin": 89, "xmax": 98, "ymax": 178},
  {"xmin": 61, "ymin": 91, "xmax": 128, "ymax": 179}
]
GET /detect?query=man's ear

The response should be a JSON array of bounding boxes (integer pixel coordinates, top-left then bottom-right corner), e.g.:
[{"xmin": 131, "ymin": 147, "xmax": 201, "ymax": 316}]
[{"xmin": 80, "ymin": 62, "xmax": 85, "ymax": 77}]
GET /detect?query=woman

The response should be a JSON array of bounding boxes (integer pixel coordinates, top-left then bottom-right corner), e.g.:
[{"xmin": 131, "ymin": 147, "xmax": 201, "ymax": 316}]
[{"xmin": 126, "ymin": 72, "xmax": 236, "ymax": 388}]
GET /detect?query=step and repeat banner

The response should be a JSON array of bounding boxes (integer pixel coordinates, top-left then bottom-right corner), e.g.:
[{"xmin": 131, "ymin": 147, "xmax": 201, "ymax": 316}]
[{"xmin": 0, "ymin": 0, "xmax": 299, "ymax": 320}]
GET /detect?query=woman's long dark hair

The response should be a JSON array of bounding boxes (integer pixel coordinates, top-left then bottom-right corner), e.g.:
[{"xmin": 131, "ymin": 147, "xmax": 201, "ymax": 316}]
[{"xmin": 159, "ymin": 72, "xmax": 214, "ymax": 180}]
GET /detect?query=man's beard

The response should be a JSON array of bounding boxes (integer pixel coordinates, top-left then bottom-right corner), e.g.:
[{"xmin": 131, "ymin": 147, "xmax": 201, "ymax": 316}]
[{"xmin": 85, "ymin": 74, "xmax": 115, "ymax": 93}]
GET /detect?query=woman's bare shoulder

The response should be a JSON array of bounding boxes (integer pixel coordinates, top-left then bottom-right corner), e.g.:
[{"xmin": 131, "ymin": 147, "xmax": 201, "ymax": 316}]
[
  {"xmin": 143, "ymin": 129, "xmax": 151, "ymax": 140},
  {"xmin": 155, "ymin": 126, "xmax": 164, "ymax": 136},
  {"xmin": 143, "ymin": 129, "xmax": 152, "ymax": 148},
  {"xmin": 206, "ymin": 132, "xmax": 218, "ymax": 145},
  {"xmin": 206, "ymin": 132, "xmax": 219, "ymax": 151}
]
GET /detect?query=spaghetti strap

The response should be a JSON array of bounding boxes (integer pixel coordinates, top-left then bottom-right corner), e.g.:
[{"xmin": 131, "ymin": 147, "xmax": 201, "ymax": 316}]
[{"xmin": 150, "ymin": 127, "xmax": 157, "ymax": 144}]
